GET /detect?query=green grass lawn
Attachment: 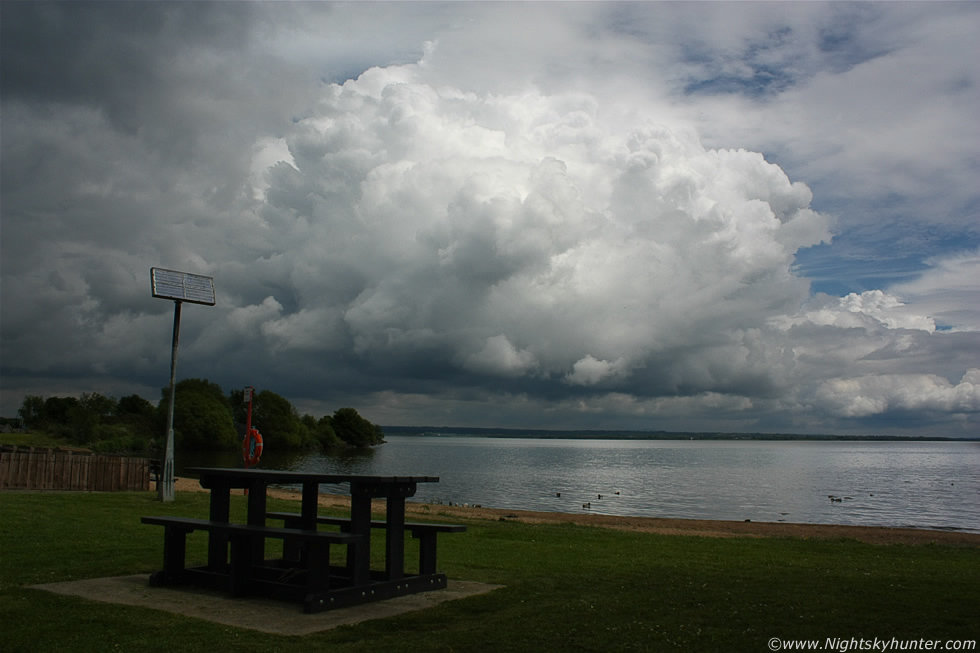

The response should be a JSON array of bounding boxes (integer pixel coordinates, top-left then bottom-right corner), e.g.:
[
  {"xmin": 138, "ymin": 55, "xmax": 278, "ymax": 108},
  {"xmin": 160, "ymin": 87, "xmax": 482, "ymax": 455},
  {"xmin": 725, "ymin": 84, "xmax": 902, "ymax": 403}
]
[
  {"xmin": 1, "ymin": 431, "xmax": 76, "ymax": 448},
  {"xmin": 1, "ymin": 490, "xmax": 977, "ymax": 652}
]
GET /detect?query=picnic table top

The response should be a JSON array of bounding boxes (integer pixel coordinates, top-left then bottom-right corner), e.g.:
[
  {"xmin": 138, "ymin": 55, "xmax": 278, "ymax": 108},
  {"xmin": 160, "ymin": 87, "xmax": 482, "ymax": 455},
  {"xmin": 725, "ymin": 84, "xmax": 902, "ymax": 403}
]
[{"xmin": 186, "ymin": 467, "xmax": 440, "ymax": 485}]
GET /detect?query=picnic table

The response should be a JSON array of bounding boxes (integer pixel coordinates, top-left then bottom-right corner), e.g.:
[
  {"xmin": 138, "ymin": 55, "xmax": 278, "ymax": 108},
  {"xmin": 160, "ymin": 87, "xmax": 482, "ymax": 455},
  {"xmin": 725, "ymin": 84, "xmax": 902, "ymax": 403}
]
[{"xmin": 141, "ymin": 467, "xmax": 465, "ymax": 613}]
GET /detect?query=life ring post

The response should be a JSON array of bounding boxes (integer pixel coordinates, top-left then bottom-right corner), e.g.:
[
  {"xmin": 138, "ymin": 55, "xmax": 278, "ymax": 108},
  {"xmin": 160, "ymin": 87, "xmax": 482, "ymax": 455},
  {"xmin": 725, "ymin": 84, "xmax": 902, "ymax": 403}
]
[
  {"xmin": 241, "ymin": 386, "xmax": 262, "ymax": 470},
  {"xmin": 243, "ymin": 427, "xmax": 263, "ymax": 468}
]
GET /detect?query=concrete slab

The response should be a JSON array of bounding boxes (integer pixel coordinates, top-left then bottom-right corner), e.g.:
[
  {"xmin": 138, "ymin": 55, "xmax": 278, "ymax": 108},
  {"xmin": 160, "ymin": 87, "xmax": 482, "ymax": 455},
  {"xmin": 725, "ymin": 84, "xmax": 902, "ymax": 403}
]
[{"xmin": 32, "ymin": 575, "xmax": 503, "ymax": 636}]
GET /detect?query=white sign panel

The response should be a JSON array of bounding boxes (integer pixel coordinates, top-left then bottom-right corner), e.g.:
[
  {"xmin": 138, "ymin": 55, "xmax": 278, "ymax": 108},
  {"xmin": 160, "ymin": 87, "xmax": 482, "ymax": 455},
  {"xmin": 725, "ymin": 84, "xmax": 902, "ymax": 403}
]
[{"xmin": 150, "ymin": 267, "xmax": 216, "ymax": 306}]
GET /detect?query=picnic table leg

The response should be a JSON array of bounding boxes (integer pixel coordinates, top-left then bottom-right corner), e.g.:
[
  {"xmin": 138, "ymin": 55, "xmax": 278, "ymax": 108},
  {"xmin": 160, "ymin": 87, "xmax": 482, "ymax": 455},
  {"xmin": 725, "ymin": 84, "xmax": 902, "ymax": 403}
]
[
  {"xmin": 227, "ymin": 532, "xmax": 251, "ymax": 597},
  {"xmin": 385, "ymin": 495, "xmax": 406, "ymax": 580},
  {"xmin": 280, "ymin": 515, "xmax": 303, "ymax": 562},
  {"xmin": 300, "ymin": 481, "xmax": 319, "ymax": 525},
  {"xmin": 306, "ymin": 540, "xmax": 331, "ymax": 592},
  {"xmin": 302, "ymin": 539, "xmax": 335, "ymax": 614},
  {"xmin": 149, "ymin": 524, "xmax": 192, "ymax": 585},
  {"xmin": 245, "ymin": 480, "xmax": 268, "ymax": 566},
  {"xmin": 349, "ymin": 493, "xmax": 372, "ymax": 585},
  {"xmin": 207, "ymin": 485, "xmax": 231, "ymax": 570},
  {"xmin": 417, "ymin": 531, "xmax": 439, "ymax": 575},
  {"xmin": 283, "ymin": 481, "xmax": 321, "ymax": 562}
]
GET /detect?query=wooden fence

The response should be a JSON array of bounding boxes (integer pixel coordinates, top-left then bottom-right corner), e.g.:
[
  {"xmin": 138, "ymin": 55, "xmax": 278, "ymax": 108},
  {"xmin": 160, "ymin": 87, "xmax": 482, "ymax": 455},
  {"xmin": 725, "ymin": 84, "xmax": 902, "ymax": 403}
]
[{"xmin": 0, "ymin": 446, "xmax": 150, "ymax": 492}]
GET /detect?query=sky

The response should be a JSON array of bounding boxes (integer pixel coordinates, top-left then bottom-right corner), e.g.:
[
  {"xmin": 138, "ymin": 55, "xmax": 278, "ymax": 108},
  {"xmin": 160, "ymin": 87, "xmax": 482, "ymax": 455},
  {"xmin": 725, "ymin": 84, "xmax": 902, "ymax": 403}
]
[{"xmin": 1, "ymin": 2, "xmax": 978, "ymax": 437}]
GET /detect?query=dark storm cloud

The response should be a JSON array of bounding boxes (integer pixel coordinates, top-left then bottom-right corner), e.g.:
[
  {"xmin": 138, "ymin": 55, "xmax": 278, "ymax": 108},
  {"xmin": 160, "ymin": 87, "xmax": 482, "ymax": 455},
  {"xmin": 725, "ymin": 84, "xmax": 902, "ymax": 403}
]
[
  {"xmin": 3, "ymin": 3, "xmax": 249, "ymax": 95},
  {"xmin": 2, "ymin": 3, "xmax": 258, "ymax": 143}
]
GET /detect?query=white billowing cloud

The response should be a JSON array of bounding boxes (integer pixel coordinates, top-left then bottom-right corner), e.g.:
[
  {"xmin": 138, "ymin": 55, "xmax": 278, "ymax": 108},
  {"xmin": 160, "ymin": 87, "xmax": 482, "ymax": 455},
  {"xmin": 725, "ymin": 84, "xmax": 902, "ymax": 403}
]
[
  {"xmin": 229, "ymin": 296, "xmax": 284, "ymax": 335},
  {"xmin": 247, "ymin": 60, "xmax": 831, "ymax": 394},
  {"xmin": 249, "ymin": 137, "xmax": 297, "ymax": 201},
  {"xmin": 815, "ymin": 369, "xmax": 980, "ymax": 418},
  {"xmin": 565, "ymin": 355, "xmax": 629, "ymax": 387},
  {"xmin": 773, "ymin": 290, "xmax": 936, "ymax": 332},
  {"xmin": 237, "ymin": 55, "xmax": 970, "ymax": 432},
  {"xmin": 765, "ymin": 291, "xmax": 969, "ymax": 404},
  {"xmin": 837, "ymin": 291, "xmax": 935, "ymax": 331},
  {"xmin": 464, "ymin": 335, "xmax": 537, "ymax": 377},
  {"xmin": 179, "ymin": 296, "xmax": 282, "ymax": 360}
]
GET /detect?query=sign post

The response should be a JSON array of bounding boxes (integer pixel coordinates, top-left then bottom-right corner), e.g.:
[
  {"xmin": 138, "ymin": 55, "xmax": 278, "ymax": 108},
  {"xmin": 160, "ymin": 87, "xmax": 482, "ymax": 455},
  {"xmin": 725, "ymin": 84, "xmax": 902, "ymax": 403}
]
[
  {"xmin": 150, "ymin": 267, "xmax": 216, "ymax": 501},
  {"xmin": 244, "ymin": 386, "xmax": 254, "ymax": 434}
]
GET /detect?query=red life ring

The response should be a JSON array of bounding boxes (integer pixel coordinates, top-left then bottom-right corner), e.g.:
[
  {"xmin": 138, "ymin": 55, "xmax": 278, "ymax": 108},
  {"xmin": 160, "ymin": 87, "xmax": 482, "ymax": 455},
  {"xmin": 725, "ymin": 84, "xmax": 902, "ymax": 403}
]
[{"xmin": 243, "ymin": 428, "xmax": 263, "ymax": 467}]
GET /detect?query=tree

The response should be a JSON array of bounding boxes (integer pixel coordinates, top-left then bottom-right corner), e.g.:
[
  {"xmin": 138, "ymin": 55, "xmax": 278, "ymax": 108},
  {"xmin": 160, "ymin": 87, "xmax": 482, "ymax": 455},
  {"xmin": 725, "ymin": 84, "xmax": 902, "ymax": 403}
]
[
  {"xmin": 17, "ymin": 395, "xmax": 45, "ymax": 428},
  {"xmin": 18, "ymin": 392, "xmax": 158, "ymax": 451},
  {"xmin": 117, "ymin": 394, "xmax": 155, "ymax": 419},
  {"xmin": 79, "ymin": 392, "xmax": 117, "ymax": 420},
  {"xmin": 116, "ymin": 394, "xmax": 159, "ymax": 442},
  {"xmin": 250, "ymin": 389, "xmax": 314, "ymax": 450},
  {"xmin": 229, "ymin": 388, "xmax": 248, "ymax": 427},
  {"xmin": 312, "ymin": 414, "xmax": 343, "ymax": 449},
  {"xmin": 162, "ymin": 379, "xmax": 237, "ymax": 451},
  {"xmin": 42, "ymin": 396, "xmax": 80, "ymax": 426},
  {"xmin": 67, "ymin": 402, "xmax": 99, "ymax": 444},
  {"xmin": 34, "ymin": 396, "xmax": 83, "ymax": 441},
  {"xmin": 13, "ymin": 383, "xmax": 385, "ymax": 454},
  {"xmin": 58, "ymin": 393, "xmax": 118, "ymax": 444},
  {"xmin": 329, "ymin": 407, "xmax": 385, "ymax": 448}
]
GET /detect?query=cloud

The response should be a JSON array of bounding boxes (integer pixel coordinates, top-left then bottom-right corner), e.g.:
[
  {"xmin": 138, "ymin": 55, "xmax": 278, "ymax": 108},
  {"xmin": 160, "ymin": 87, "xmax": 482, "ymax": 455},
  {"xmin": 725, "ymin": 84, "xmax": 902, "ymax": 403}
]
[
  {"xmin": 464, "ymin": 335, "xmax": 537, "ymax": 378},
  {"xmin": 888, "ymin": 249, "xmax": 980, "ymax": 332},
  {"xmin": 1, "ymin": 3, "xmax": 978, "ymax": 436},
  {"xmin": 245, "ymin": 64, "xmax": 831, "ymax": 397},
  {"xmin": 773, "ymin": 290, "xmax": 936, "ymax": 332},
  {"xmin": 669, "ymin": 4, "xmax": 980, "ymax": 299},
  {"xmin": 815, "ymin": 369, "xmax": 980, "ymax": 418},
  {"xmin": 565, "ymin": 355, "xmax": 629, "ymax": 387}
]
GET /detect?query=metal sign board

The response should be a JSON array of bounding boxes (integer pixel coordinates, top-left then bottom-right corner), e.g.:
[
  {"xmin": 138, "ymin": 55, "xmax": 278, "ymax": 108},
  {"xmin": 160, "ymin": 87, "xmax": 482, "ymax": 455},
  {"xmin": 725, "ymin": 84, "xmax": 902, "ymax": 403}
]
[{"xmin": 150, "ymin": 267, "xmax": 216, "ymax": 305}]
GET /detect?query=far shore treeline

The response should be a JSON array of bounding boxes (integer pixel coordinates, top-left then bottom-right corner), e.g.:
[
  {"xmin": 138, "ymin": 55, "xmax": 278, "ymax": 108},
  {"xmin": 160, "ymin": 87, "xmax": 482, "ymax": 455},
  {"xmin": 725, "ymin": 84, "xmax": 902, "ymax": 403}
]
[
  {"xmin": 383, "ymin": 425, "xmax": 979, "ymax": 442},
  {"xmin": 8, "ymin": 379, "xmax": 385, "ymax": 454}
]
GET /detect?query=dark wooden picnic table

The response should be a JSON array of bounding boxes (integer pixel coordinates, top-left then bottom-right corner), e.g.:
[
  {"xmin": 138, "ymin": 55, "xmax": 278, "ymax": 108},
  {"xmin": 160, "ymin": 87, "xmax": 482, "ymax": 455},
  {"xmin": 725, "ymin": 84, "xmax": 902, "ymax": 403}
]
[{"xmin": 141, "ymin": 467, "xmax": 464, "ymax": 612}]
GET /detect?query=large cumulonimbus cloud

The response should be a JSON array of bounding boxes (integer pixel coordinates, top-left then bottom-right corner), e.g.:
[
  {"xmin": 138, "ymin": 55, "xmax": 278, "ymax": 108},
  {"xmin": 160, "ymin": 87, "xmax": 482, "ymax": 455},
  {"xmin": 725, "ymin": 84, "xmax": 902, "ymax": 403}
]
[{"xmin": 244, "ymin": 62, "xmax": 830, "ymax": 397}]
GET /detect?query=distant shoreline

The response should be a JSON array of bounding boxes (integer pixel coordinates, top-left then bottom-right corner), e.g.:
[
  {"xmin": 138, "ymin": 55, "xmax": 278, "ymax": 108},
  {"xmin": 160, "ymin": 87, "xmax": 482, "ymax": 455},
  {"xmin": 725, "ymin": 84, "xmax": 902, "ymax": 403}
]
[{"xmin": 381, "ymin": 426, "xmax": 980, "ymax": 442}]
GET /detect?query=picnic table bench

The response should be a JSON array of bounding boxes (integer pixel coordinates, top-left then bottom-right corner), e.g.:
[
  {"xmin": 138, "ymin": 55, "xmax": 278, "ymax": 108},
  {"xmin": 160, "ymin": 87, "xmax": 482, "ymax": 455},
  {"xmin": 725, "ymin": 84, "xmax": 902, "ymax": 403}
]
[
  {"xmin": 267, "ymin": 511, "xmax": 466, "ymax": 575},
  {"xmin": 141, "ymin": 515, "xmax": 361, "ymax": 604},
  {"xmin": 142, "ymin": 468, "xmax": 463, "ymax": 613}
]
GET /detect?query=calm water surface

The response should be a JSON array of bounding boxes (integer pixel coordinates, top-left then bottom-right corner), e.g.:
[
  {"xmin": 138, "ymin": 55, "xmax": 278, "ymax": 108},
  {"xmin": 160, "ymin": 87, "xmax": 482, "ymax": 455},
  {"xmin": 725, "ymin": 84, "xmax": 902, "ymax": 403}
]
[{"xmin": 185, "ymin": 437, "xmax": 979, "ymax": 532}]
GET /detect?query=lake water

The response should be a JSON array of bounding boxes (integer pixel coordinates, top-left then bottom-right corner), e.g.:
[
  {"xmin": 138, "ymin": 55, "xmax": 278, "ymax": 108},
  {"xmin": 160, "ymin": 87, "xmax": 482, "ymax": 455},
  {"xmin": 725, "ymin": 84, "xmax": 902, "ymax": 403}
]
[{"xmin": 183, "ymin": 437, "xmax": 979, "ymax": 533}]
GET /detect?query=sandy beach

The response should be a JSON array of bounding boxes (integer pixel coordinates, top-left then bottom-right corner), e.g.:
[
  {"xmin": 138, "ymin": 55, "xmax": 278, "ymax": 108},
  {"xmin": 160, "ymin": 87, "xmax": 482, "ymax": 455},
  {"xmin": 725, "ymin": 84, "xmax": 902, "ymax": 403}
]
[{"xmin": 174, "ymin": 477, "xmax": 979, "ymax": 547}]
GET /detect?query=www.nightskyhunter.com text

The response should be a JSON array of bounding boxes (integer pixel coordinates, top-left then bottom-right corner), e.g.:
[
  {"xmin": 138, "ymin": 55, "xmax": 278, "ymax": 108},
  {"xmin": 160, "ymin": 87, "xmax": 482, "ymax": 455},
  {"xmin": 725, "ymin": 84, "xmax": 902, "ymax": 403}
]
[{"xmin": 768, "ymin": 637, "xmax": 976, "ymax": 652}]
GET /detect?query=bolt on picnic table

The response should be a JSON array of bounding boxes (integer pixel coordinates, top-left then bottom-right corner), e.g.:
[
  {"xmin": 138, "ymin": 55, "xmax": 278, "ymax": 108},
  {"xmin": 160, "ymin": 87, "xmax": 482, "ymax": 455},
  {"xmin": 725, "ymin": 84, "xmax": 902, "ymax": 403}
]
[{"xmin": 141, "ymin": 467, "xmax": 466, "ymax": 613}]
